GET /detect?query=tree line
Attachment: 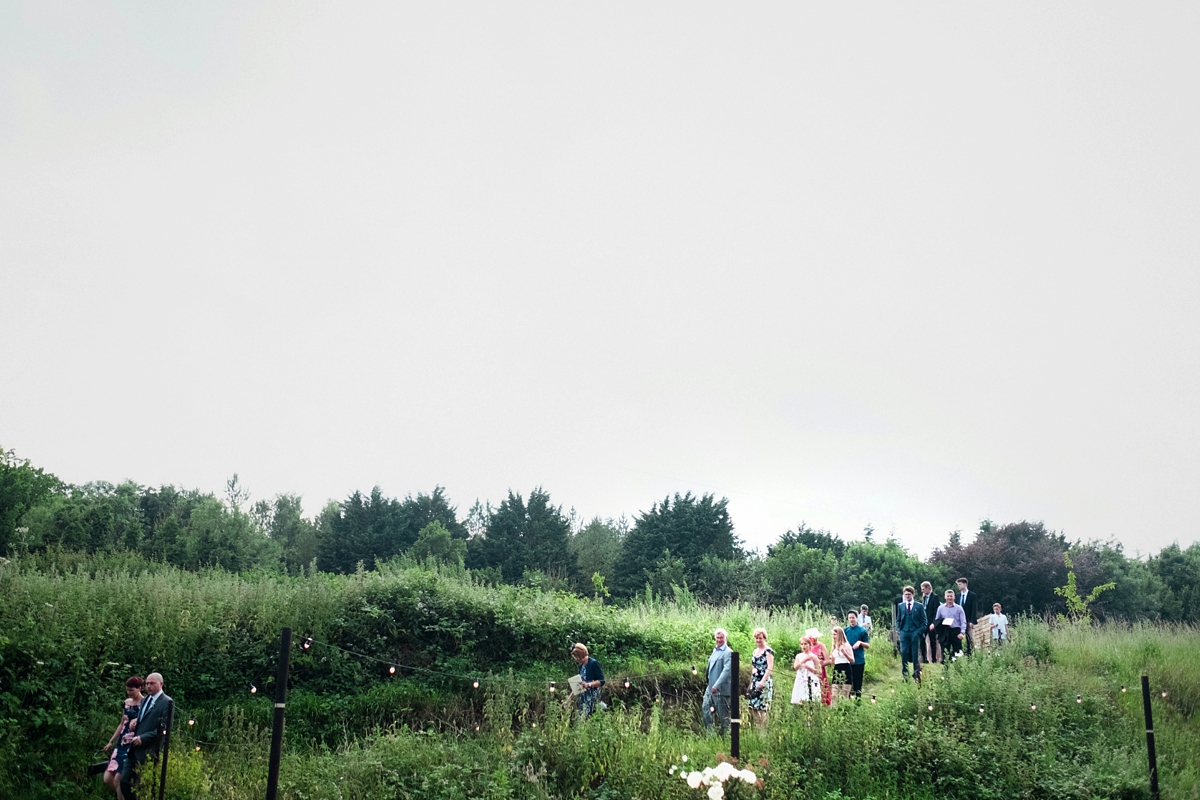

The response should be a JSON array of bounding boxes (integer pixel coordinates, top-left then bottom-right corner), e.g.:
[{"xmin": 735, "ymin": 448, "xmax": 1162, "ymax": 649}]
[{"xmin": 2, "ymin": 446, "xmax": 1197, "ymax": 622}]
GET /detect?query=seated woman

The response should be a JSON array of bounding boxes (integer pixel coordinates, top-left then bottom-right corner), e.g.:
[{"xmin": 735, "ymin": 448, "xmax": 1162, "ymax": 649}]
[
  {"xmin": 102, "ymin": 676, "xmax": 144, "ymax": 800},
  {"xmin": 570, "ymin": 643, "xmax": 605, "ymax": 718}
]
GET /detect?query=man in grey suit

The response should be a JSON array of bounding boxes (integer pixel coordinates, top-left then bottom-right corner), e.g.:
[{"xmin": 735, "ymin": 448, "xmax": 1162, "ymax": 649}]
[
  {"xmin": 896, "ymin": 586, "xmax": 928, "ymax": 682},
  {"xmin": 702, "ymin": 628, "xmax": 732, "ymax": 736},
  {"xmin": 120, "ymin": 672, "xmax": 172, "ymax": 800}
]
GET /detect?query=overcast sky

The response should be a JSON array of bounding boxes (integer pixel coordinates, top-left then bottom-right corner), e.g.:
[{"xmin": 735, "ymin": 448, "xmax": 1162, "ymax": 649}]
[{"xmin": 2, "ymin": 2, "xmax": 1197, "ymax": 558}]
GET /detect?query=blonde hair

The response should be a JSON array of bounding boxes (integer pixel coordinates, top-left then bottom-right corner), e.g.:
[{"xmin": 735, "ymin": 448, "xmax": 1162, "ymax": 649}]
[
  {"xmin": 571, "ymin": 643, "xmax": 589, "ymax": 658},
  {"xmin": 800, "ymin": 638, "xmax": 812, "ymax": 650},
  {"xmin": 832, "ymin": 626, "xmax": 847, "ymax": 647},
  {"xmin": 752, "ymin": 627, "xmax": 767, "ymax": 639}
]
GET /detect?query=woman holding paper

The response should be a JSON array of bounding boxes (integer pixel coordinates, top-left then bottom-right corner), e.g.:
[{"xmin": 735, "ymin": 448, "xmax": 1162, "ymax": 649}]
[{"xmin": 570, "ymin": 643, "xmax": 605, "ymax": 718}]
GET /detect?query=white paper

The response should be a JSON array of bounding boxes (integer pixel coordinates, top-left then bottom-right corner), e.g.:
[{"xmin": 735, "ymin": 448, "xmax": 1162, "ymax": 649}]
[{"xmin": 942, "ymin": 617, "xmax": 954, "ymax": 626}]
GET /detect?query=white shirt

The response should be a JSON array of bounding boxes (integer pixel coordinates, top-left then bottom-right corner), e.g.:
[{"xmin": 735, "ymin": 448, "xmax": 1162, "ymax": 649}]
[{"xmin": 988, "ymin": 613, "xmax": 1009, "ymax": 638}]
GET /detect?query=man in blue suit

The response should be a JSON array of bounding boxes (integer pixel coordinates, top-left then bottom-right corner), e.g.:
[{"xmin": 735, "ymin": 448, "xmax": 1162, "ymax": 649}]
[
  {"xmin": 702, "ymin": 628, "xmax": 732, "ymax": 736},
  {"xmin": 896, "ymin": 586, "xmax": 928, "ymax": 682}
]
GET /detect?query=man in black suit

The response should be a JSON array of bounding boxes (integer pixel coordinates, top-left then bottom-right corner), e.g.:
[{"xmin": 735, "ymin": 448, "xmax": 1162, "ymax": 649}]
[
  {"xmin": 956, "ymin": 578, "xmax": 978, "ymax": 654},
  {"xmin": 896, "ymin": 585, "xmax": 928, "ymax": 682},
  {"xmin": 919, "ymin": 581, "xmax": 938, "ymax": 663},
  {"xmin": 120, "ymin": 672, "xmax": 172, "ymax": 800}
]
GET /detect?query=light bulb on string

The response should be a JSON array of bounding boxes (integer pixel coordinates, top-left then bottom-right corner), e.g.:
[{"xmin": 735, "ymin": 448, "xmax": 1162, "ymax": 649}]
[
  {"xmin": 890, "ymin": 688, "xmax": 895, "ymax": 694},
  {"xmin": 474, "ymin": 725, "xmax": 480, "ymax": 732},
  {"xmin": 389, "ymin": 665, "xmax": 397, "ymax": 675},
  {"xmin": 302, "ymin": 637, "xmax": 312, "ymax": 650},
  {"xmin": 195, "ymin": 746, "xmax": 201, "ymax": 752},
  {"xmin": 624, "ymin": 679, "xmax": 630, "ymax": 689},
  {"xmin": 549, "ymin": 681, "xmax": 556, "ymax": 694},
  {"xmin": 978, "ymin": 704, "xmax": 985, "ymax": 714},
  {"xmin": 188, "ymin": 717, "xmax": 195, "ymax": 727},
  {"xmin": 1121, "ymin": 686, "xmax": 1126, "ymax": 693},
  {"xmin": 927, "ymin": 704, "xmax": 933, "ymax": 712},
  {"xmin": 1030, "ymin": 703, "xmax": 1037, "ymax": 711},
  {"xmin": 531, "ymin": 722, "xmax": 537, "ymax": 728},
  {"xmin": 1076, "ymin": 694, "xmax": 1081, "ymax": 704},
  {"xmin": 692, "ymin": 666, "xmax": 697, "ymax": 676},
  {"xmin": 250, "ymin": 684, "xmax": 257, "ymax": 695},
  {"xmin": 473, "ymin": 680, "xmax": 479, "ymax": 689},
  {"xmin": 1162, "ymin": 691, "xmax": 1168, "ymax": 698},
  {"xmin": 870, "ymin": 696, "xmax": 877, "ymax": 704}
]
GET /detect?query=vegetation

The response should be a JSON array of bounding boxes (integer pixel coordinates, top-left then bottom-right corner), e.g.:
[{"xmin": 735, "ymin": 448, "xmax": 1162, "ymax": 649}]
[{"xmin": 1, "ymin": 551, "xmax": 1197, "ymax": 799}]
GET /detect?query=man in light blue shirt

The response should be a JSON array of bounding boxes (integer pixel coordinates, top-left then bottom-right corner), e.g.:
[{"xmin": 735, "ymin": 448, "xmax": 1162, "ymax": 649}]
[
  {"xmin": 702, "ymin": 628, "xmax": 732, "ymax": 736},
  {"xmin": 932, "ymin": 590, "xmax": 967, "ymax": 663}
]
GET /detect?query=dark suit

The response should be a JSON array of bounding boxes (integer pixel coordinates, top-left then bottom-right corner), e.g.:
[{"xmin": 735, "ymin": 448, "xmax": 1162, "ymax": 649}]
[
  {"xmin": 959, "ymin": 590, "xmax": 978, "ymax": 654},
  {"xmin": 120, "ymin": 691, "xmax": 172, "ymax": 800},
  {"xmin": 920, "ymin": 593, "xmax": 938, "ymax": 662},
  {"xmin": 895, "ymin": 600, "xmax": 927, "ymax": 680}
]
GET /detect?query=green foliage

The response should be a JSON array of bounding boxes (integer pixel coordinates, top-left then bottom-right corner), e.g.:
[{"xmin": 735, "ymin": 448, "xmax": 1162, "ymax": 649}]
[
  {"xmin": 410, "ymin": 521, "xmax": 467, "ymax": 566},
  {"xmin": 1054, "ymin": 552, "xmax": 1116, "ymax": 623},
  {"xmin": 467, "ymin": 488, "xmax": 578, "ymax": 584},
  {"xmin": 0, "ymin": 446, "xmax": 64, "ymax": 554}
]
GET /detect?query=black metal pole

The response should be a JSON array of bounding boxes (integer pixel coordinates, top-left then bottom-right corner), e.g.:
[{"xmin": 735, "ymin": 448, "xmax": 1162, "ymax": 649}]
[
  {"xmin": 266, "ymin": 627, "xmax": 292, "ymax": 800},
  {"xmin": 156, "ymin": 699, "xmax": 174, "ymax": 800},
  {"xmin": 730, "ymin": 650, "xmax": 740, "ymax": 760},
  {"xmin": 1141, "ymin": 675, "xmax": 1159, "ymax": 800}
]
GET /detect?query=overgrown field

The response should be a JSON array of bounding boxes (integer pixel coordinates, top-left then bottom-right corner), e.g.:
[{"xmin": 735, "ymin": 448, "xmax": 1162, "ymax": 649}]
[{"xmin": 2, "ymin": 552, "xmax": 1196, "ymax": 800}]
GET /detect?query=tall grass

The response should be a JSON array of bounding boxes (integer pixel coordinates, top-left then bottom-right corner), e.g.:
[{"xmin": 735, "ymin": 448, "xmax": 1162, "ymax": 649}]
[{"xmin": 3, "ymin": 552, "xmax": 1197, "ymax": 799}]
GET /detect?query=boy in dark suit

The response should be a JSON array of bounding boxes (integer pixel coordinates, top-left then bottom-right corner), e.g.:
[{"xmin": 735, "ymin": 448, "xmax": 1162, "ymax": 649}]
[
  {"xmin": 956, "ymin": 578, "xmax": 978, "ymax": 654},
  {"xmin": 120, "ymin": 672, "xmax": 172, "ymax": 800},
  {"xmin": 896, "ymin": 585, "xmax": 928, "ymax": 682},
  {"xmin": 919, "ymin": 581, "xmax": 938, "ymax": 663}
]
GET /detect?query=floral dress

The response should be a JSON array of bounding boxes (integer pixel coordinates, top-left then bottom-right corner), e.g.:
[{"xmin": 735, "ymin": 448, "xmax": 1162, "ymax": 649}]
[
  {"xmin": 748, "ymin": 646, "xmax": 774, "ymax": 711},
  {"xmin": 577, "ymin": 658, "xmax": 603, "ymax": 718},
  {"xmin": 106, "ymin": 701, "xmax": 140, "ymax": 774}
]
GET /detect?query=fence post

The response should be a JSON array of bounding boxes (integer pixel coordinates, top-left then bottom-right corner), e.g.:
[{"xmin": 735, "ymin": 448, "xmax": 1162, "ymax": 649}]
[
  {"xmin": 266, "ymin": 627, "xmax": 292, "ymax": 800},
  {"xmin": 1141, "ymin": 675, "xmax": 1160, "ymax": 800},
  {"xmin": 156, "ymin": 699, "xmax": 174, "ymax": 800},
  {"xmin": 730, "ymin": 650, "xmax": 740, "ymax": 760}
]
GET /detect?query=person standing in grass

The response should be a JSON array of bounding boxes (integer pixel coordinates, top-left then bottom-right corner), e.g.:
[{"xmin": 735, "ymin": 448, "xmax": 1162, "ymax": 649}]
[
  {"xmin": 989, "ymin": 603, "xmax": 1009, "ymax": 646},
  {"xmin": 920, "ymin": 581, "xmax": 939, "ymax": 664},
  {"xmin": 830, "ymin": 626, "xmax": 855, "ymax": 703},
  {"xmin": 102, "ymin": 675, "xmax": 143, "ymax": 800},
  {"xmin": 932, "ymin": 590, "xmax": 967, "ymax": 663},
  {"xmin": 120, "ymin": 672, "xmax": 171, "ymax": 800},
  {"xmin": 859, "ymin": 605, "xmax": 873, "ymax": 634},
  {"xmin": 746, "ymin": 627, "xmax": 774, "ymax": 729},
  {"xmin": 896, "ymin": 585, "xmax": 927, "ymax": 682},
  {"xmin": 790, "ymin": 638, "xmax": 822, "ymax": 704},
  {"xmin": 806, "ymin": 629, "xmax": 834, "ymax": 706},
  {"xmin": 843, "ymin": 611, "xmax": 870, "ymax": 698},
  {"xmin": 570, "ymin": 643, "xmax": 605, "ymax": 719},
  {"xmin": 957, "ymin": 578, "xmax": 979, "ymax": 654},
  {"xmin": 703, "ymin": 628, "xmax": 732, "ymax": 736}
]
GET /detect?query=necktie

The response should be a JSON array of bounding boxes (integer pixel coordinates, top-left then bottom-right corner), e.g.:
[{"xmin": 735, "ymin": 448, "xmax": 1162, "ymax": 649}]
[
  {"xmin": 907, "ymin": 603, "xmax": 912, "ymax": 611},
  {"xmin": 140, "ymin": 696, "xmax": 154, "ymax": 722}
]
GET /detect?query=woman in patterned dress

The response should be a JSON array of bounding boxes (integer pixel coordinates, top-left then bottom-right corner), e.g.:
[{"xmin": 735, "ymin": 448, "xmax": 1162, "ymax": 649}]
[
  {"xmin": 745, "ymin": 627, "xmax": 775, "ymax": 729},
  {"xmin": 102, "ymin": 676, "xmax": 144, "ymax": 800},
  {"xmin": 570, "ymin": 643, "xmax": 605, "ymax": 719}
]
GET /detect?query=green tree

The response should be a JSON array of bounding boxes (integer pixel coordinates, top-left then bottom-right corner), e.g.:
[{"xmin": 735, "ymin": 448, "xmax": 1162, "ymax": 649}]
[
  {"xmin": 568, "ymin": 516, "xmax": 624, "ymax": 589},
  {"xmin": 1054, "ymin": 551, "xmax": 1116, "ymax": 622},
  {"xmin": 409, "ymin": 520, "xmax": 466, "ymax": 565},
  {"xmin": 466, "ymin": 488, "xmax": 577, "ymax": 584},
  {"xmin": 0, "ymin": 448, "xmax": 62, "ymax": 553},
  {"xmin": 1148, "ymin": 543, "xmax": 1200, "ymax": 623},
  {"xmin": 611, "ymin": 492, "xmax": 740, "ymax": 597}
]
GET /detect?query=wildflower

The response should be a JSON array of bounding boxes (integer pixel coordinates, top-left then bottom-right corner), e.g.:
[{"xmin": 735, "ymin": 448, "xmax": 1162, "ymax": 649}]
[
  {"xmin": 681, "ymin": 755, "xmax": 688, "ymax": 762},
  {"xmin": 708, "ymin": 785, "xmax": 724, "ymax": 800},
  {"xmin": 739, "ymin": 769, "xmax": 757, "ymax": 783},
  {"xmin": 687, "ymin": 772, "xmax": 704, "ymax": 789},
  {"xmin": 670, "ymin": 766, "xmax": 677, "ymax": 775},
  {"xmin": 713, "ymin": 761, "xmax": 738, "ymax": 781}
]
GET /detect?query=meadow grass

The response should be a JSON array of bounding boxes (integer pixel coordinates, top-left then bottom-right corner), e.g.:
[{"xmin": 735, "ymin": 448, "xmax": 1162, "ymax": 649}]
[{"xmin": 3, "ymin": 553, "xmax": 1197, "ymax": 799}]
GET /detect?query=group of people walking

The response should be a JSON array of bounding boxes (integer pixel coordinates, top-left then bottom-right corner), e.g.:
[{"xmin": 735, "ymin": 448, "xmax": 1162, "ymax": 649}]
[
  {"xmin": 99, "ymin": 672, "xmax": 172, "ymax": 800},
  {"xmin": 894, "ymin": 578, "xmax": 1007, "ymax": 682}
]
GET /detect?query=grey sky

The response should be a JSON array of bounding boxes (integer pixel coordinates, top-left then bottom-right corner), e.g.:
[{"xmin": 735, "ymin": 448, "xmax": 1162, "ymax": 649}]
[{"xmin": 3, "ymin": 2, "xmax": 1197, "ymax": 558}]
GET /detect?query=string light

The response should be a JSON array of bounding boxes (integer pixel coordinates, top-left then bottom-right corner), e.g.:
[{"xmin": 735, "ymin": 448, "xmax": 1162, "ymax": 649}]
[
  {"xmin": 927, "ymin": 704, "xmax": 933, "ymax": 712},
  {"xmin": 473, "ymin": 680, "xmax": 479, "ymax": 689},
  {"xmin": 302, "ymin": 637, "xmax": 312, "ymax": 650},
  {"xmin": 1030, "ymin": 703, "xmax": 1037, "ymax": 711},
  {"xmin": 389, "ymin": 665, "xmax": 396, "ymax": 675},
  {"xmin": 870, "ymin": 695, "xmax": 876, "ymax": 704},
  {"xmin": 250, "ymin": 684, "xmax": 257, "ymax": 695},
  {"xmin": 624, "ymin": 679, "xmax": 631, "ymax": 689},
  {"xmin": 549, "ymin": 681, "xmax": 556, "ymax": 694},
  {"xmin": 1076, "ymin": 694, "xmax": 1081, "ymax": 704},
  {"xmin": 692, "ymin": 666, "xmax": 698, "ymax": 676},
  {"xmin": 1162, "ymin": 691, "xmax": 1168, "ymax": 698},
  {"xmin": 978, "ymin": 704, "xmax": 985, "ymax": 714},
  {"xmin": 1121, "ymin": 686, "xmax": 1126, "ymax": 693},
  {"xmin": 195, "ymin": 746, "xmax": 200, "ymax": 752},
  {"xmin": 474, "ymin": 725, "xmax": 480, "ymax": 732},
  {"xmin": 188, "ymin": 717, "xmax": 195, "ymax": 726}
]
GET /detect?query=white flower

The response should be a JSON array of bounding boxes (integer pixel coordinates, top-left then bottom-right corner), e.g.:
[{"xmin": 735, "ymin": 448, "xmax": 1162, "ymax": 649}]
[
  {"xmin": 681, "ymin": 755, "xmax": 688, "ymax": 762},
  {"xmin": 713, "ymin": 762, "xmax": 738, "ymax": 782},
  {"xmin": 687, "ymin": 771, "xmax": 704, "ymax": 789},
  {"xmin": 739, "ymin": 769, "xmax": 757, "ymax": 783},
  {"xmin": 670, "ymin": 766, "xmax": 677, "ymax": 774},
  {"xmin": 707, "ymin": 784, "xmax": 725, "ymax": 800}
]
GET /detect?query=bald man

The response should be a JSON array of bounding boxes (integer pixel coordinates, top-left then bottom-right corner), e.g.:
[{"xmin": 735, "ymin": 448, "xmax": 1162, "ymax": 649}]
[{"xmin": 120, "ymin": 672, "xmax": 172, "ymax": 800}]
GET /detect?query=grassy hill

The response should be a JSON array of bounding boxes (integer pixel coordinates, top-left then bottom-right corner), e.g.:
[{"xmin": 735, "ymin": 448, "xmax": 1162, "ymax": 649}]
[{"xmin": 2, "ymin": 551, "xmax": 1196, "ymax": 799}]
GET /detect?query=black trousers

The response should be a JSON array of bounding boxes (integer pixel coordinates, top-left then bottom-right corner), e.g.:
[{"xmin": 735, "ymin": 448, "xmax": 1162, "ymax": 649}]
[
  {"xmin": 850, "ymin": 662, "xmax": 865, "ymax": 697},
  {"xmin": 939, "ymin": 628, "xmax": 962, "ymax": 662}
]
